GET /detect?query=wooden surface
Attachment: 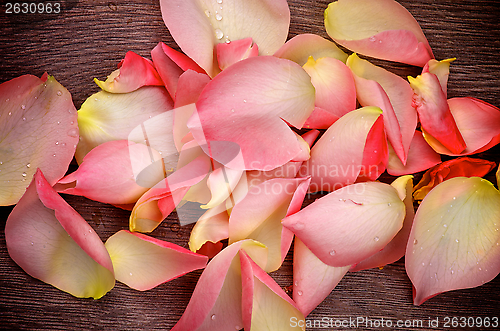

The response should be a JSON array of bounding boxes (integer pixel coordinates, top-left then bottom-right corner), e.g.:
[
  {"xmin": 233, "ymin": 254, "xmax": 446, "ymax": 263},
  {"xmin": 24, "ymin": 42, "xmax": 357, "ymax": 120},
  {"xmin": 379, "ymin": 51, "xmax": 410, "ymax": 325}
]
[{"xmin": 1, "ymin": 0, "xmax": 499, "ymax": 330}]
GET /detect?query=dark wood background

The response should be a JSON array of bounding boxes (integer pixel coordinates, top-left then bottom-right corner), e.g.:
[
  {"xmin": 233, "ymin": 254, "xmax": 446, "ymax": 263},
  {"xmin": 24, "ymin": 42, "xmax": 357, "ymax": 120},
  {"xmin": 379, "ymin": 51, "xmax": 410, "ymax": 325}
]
[{"xmin": 1, "ymin": 0, "xmax": 499, "ymax": 330}]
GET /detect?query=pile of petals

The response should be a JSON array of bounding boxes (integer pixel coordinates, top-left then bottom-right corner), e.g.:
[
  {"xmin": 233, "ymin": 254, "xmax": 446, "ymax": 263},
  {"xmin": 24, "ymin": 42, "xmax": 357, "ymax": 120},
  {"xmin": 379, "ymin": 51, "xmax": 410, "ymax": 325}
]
[{"xmin": 1, "ymin": 0, "xmax": 500, "ymax": 329}]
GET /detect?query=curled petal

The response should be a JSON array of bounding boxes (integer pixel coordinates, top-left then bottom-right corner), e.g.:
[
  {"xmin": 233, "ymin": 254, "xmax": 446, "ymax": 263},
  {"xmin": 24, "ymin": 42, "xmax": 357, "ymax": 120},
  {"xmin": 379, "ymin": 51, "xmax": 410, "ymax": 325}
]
[
  {"xmin": 423, "ymin": 97, "xmax": 500, "ymax": 155},
  {"xmin": 57, "ymin": 140, "xmax": 165, "ymax": 205},
  {"xmin": 160, "ymin": 0, "xmax": 290, "ymax": 77},
  {"xmin": 5, "ymin": 170, "xmax": 114, "ymax": 298},
  {"xmin": 409, "ymin": 73, "xmax": 466, "ymax": 154},
  {"xmin": 274, "ymin": 33, "xmax": 348, "ymax": 65},
  {"xmin": 406, "ymin": 177, "xmax": 500, "ymax": 305},
  {"xmin": 413, "ymin": 157, "xmax": 497, "ymax": 201},
  {"xmin": 351, "ymin": 175, "xmax": 415, "ymax": 271},
  {"xmin": 105, "ymin": 230, "xmax": 207, "ymax": 291},
  {"xmin": 202, "ymin": 165, "xmax": 244, "ymax": 209},
  {"xmin": 282, "ymin": 182, "xmax": 405, "ymax": 267},
  {"xmin": 151, "ymin": 42, "xmax": 185, "ymax": 99},
  {"xmin": 129, "ymin": 155, "xmax": 211, "ymax": 233},
  {"xmin": 240, "ymin": 251, "xmax": 305, "ymax": 331},
  {"xmin": 387, "ymin": 130, "xmax": 441, "ymax": 176},
  {"xmin": 299, "ymin": 107, "xmax": 384, "ymax": 193},
  {"xmin": 324, "ymin": 0, "xmax": 433, "ymax": 66},
  {"xmin": 171, "ymin": 240, "xmax": 268, "ymax": 331},
  {"xmin": 188, "ymin": 56, "xmax": 315, "ymax": 170},
  {"xmin": 358, "ymin": 115, "xmax": 388, "ymax": 181},
  {"xmin": 76, "ymin": 86, "xmax": 173, "ymax": 163},
  {"xmin": 216, "ymin": 37, "xmax": 259, "ymax": 71},
  {"xmin": 94, "ymin": 51, "xmax": 164, "ymax": 93},
  {"xmin": 293, "ymin": 238, "xmax": 349, "ymax": 316},
  {"xmin": 347, "ymin": 53, "xmax": 417, "ymax": 165},
  {"xmin": 229, "ymin": 177, "xmax": 311, "ymax": 272},
  {"xmin": 422, "ymin": 58, "xmax": 455, "ymax": 97},
  {"xmin": 189, "ymin": 202, "xmax": 230, "ymax": 253},
  {"xmin": 302, "ymin": 56, "xmax": 356, "ymax": 119},
  {"xmin": 0, "ymin": 75, "xmax": 79, "ymax": 206}
]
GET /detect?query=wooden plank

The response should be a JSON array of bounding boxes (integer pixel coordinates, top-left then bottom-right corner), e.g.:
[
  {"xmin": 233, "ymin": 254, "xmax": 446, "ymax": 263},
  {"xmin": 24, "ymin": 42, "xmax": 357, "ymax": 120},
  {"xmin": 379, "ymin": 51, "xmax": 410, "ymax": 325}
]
[{"xmin": 0, "ymin": 1, "xmax": 499, "ymax": 330}]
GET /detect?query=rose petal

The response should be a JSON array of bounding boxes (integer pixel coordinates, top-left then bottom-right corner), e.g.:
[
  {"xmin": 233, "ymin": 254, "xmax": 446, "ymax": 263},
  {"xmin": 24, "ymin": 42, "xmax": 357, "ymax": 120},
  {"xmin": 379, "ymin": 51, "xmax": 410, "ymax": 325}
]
[
  {"xmin": 302, "ymin": 56, "xmax": 356, "ymax": 119},
  {"xmin": 171, "ymin": 240, "xmax": 268, "ymax": 331},
  {"xmin": 94, "ymin": 51, "xmax": 164, "ymax": 93},
  {"xmin": 387, "ymin": 130, "xmax": 441, "ymax": 176},
  {"xmin": 188, "ymin": 56, "xmax": 315, "ymax": 170},
  {"xmin": 189, "ymin": 202, "xmax": 230, "ymax": 253},
  {"xmin": 56, "ymin": 140, "xmax": 165, "ymax": 205},
  {"xmin": 216, "ymin": 37, "xmax": 259, "ymax": 71},
  {"xmin": 324, "ymin": 0, "xmax": 433, "ymax": 66},
  {"xmin": 160, "ymin": 0, "xmax": 290, "ymax": 77},
  {"xmin": 298, "ymin": 107, "xmax": 383, "ymax": 193},
  {"xmin": 422, "ymin": 97, "xmax": 500, "ymax": 155},
  {"xmin": 202, "ymin": 165, "xmax": 244, "ymax": 209},
  {"xmin": 151, "ymin": 42, "xmax": 185, "ymax": 99},
  {"xmin": 129, "ymin": 154, "xmax": 211, "ymax": 233},
  {"xmin": 76, "ymin": 86, "xmax": 173, "ymax": 163},
  {"xmin": 357, "ymin": 114, "xmax": 388, "ymax": 181},
  {"xmin": 351, "ymin": 175, "xmax": 415, "ymax": 271},
  {"xmin": 105, "ymin": 230, "xmax": 207, "ymax": 291},
  {"xmin": 409, "ymin": 73, "xmax": 466, "ymax": 154},
  {"xmin": 347, "ymin": 53, "xmax": 417, "ymax": 165},
  {"xmin": 0, "ymin": 75, "xmax": 78, "ymax": 205},
  {"xmin": 229, "ymin": 177, "xmax": 310, "ymax": 272},
  {"xmin": 303, "ymin": 107, "xmax": 339, "ymax": 130},
  {"xmin": 5, "ymin": 170, "xmax": 114, "ymax": 298},
  {"xmin": 282, "ymin": 181, "xmax": 405, "ymax": 267},
  {"xmin": 422, "ymin": 58, "xmax": 455, "ymax": 97},
  {"xmin": 274, "ymin": 33, "xmax": 348, "ymax": 65},
  {"xmin": 293, "ymin": 238, "xmax": 349, "ymax": 316},
  {"xmin": 240, "ymin": 250, "xmax": 305, "ymax": 330},
  {"xmin": 406, "ymin": 177, "xmax": 500, "ymax": 305},
  {"xmin": 413, "ymin": 157, "xmax": 497, "ymax": 201}
]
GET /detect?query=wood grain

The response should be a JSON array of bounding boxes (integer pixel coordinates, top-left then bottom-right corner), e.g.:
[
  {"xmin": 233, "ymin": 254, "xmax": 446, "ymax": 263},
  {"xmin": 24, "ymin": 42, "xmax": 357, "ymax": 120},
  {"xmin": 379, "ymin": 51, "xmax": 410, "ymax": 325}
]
[{"xmin": 1, "ymin": 0, "xmax": 499, "ymax": 330}]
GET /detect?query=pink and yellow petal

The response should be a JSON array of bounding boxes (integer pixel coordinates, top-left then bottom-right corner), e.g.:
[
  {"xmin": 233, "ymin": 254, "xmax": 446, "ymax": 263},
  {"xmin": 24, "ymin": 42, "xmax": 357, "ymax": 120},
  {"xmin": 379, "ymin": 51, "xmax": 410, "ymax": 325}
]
[
  {"xmin": 293, "ymin": 238, "xmax": 349, "ymax": 316},
  {"xmin": 76, "ymin": 86, "xmax": 173, "ymax": 163},
  {"xmin": 189, "ymin": 202, "xmax": 230, "ymax": 253},
  {"xmin": 422, "ymin": 58, "xmax": 455, "ymax": 97},
  {"xmin": 324, "ymin": 0, "xmax": 433, "ymax": 66},
  {"xmin": 216, "ymin": 37, "xmax": 259, "ymax": 71},
  {"xmin": 188, "ymin": 56, "xmax": 315, "ymax": 170},
  {"xmin": 5, "ymin": 170, "xmax": 114, "ymax": 299},
  {"xmin": 94, "ymin": 51, "xmax": 164, "ymax": 93},
  {"xmin": 406, "ymin": 177, "xmax": 500, "ymax": 305},
  {"xmin": 105, "ymin": 230, "xmax": 207, "ymax": 291},
  {"xmin": 282, "ymin": 182, "xmax": 405, "ymax": 267},
  {"xmin": 57, "ymin": 140, "xmax": 165, "ymax": 205},
  {"xmin": 302, "ymin": 56, "xmax": 356, "ymax": 119},
  {"xmin": 274, "ymin": 33, "xmax": 347, "ymax": 65},
  {"xmin": 0, "ymin": 75, "xmax": 78, "ymax": 205},
  {"xmin": 160, "ymin": 0, "xmax": 290, "ymax": 77},
  {"xmin": 351, "ymin": 175, "xmax": 415, "ymax": 271}
]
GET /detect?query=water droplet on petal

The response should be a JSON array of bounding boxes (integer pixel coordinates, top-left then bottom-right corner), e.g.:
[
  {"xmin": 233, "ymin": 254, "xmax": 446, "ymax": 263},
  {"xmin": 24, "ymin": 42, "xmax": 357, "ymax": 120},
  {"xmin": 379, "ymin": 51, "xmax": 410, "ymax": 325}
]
[
  {"xmin": 387, "ymin": 203, "xmax": 391, "ymax": 207},
  {"xmin": 413, "ymin": 239, "xmax": 418, "ymax": 245},
  {"xmin": 443, "ymin": 224, "xmax": 447, "ymax": 228},
  {"xmin": 329, "ymin": 249, "xmax": 336, "ymax": 256},
  {"xmin": 297, "ymin": 290, "xmax": 303, "ymax": 296},
  {"xmin": 374, "ymin": 236, "xmax": 379, "ymax": 242},
  {"xmin": 21, "ymin": 104, "xmax": 26, "ymax": 110},
  {"xmin": 215, "ymin": 28, "xmax": 224, "ymax": 40},
  {"xmin": 22, "ymin": 172, "xmax": 27, "ymax": 177},
  {"xmin": 129, "ymin": 272, "xmax": 133, "ymax": 276},
  {"xmin": 26, "ymin": 163, "xmax": 30, "ymax": 168},
  {"xmin": 294, "ymin": 222, "xmax": 304, "ymax": 230},
  {"xmin": 22, "ymin": 117, "xmax": 26, "ymax": 121},
  {"xmin": 215, "ymin": 13, "xmax": 222, "ymax": 20},
  {"xmin": 369, "ymin": 36, "xmax": 376, "ymax": 42},
  {"xmin": 453, "ymin": 196, "xmax": 456, "ymax": 200},
  {"xmin": 68, "ymin": 128, "xmax": 79, "ymax": 138},
  {"xmin": 204, "ymin": 9, "xmax": 210, "ymax": 17},
  {"xmin": 55, "ymin": 141, "xmax": 59, "ymax": 145},
  {"xmin": 294, "ymin": 281, "xmax": 298, "ymax": 286},
  {"xmin": 455, "ymin": 239, "xmax": 459, "ymax": 243},
  {"xmin": 217, "ymin": 0, "xmax": 223, "ymax": 4},
  {"xmin": 231, "ymin": 109, "xmax": 235, "ymax": 113},
  {"xmin": 56, "ymin": 90, "xmax": 62, "ymax": 96},
  {"xmin": 8, "ymin": 111, "xmax": 12, "ymax": 116},
  {"xmin": 478, "ymin": 267, "xmax": 482, "ymax": 271},
  {"xmin": 31, "ymin": 242, "xmax": 34, "ymax": 246},
  {"xmin": 211, "ymin": 314, "xmax": 216, "ymax": 321}
]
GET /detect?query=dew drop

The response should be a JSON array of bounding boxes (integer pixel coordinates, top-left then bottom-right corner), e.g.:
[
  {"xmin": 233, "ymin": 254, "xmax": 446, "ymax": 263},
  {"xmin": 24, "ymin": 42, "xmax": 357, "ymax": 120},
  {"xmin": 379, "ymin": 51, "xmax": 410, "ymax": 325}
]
[
  {"xmin": 53, "ymin": 154, "xmax": 56, "ymax": 157},
  {"xmin": 225, "ymin": 37, "xmax": 231, "ymax": 44},
  {"xmin": 211, "ymin": 314, "xmax": 216, "ymax": 321},
  {"xmin": 243, "ymin": 99, "xmax": 247, "ymax": 103},
  {"xmin": 294, "ymin": 222, "xmax": 304, "ymax": 230},
  {"xmin": 478, "ymin": 267, "xmax": 482, "ymax": 271},
  {"xmin": 443, "ymin": 224, "xmax": 447, "ymax": 228},
  {"xmin": 21, "ymin": 104, "xmax": 26, "ymax": 110},
  {"xmin": 129, "ymin": 272, "xmax": 133, "ymax": 276},
  {"xmin": 5, "ymin": 98, "xmax": 9, "ymax": 102},
  {"xmin": 0, "ymin": 161, "xmax": 3, "ymax": 165},
  {"xmin": 215, "ymin": 13, "xmax": 222, "ymax": 21},
  {"xmin": 451, "ymin": 269, "xmax": 455, "ymax": 275},
  {"xmin": 70, "ymin": 121, "xmax": 74, "ymax": 125},
  {"xmin": 374, "ymin": 236, "xmax": 379, "ymax": 242},
  {"xmin": 31, "ymin": 242, "xmax": 34, "ymax": 246},
  {"xmin": 22, "ymin": 172, "xmax": 27, "ymax": 177},
  {"xmin": 26, "ymin": 163, "xmax": 30, "ymax": 168},
  {"xmin": 387, "ymin": 203, "xmax": 391, "ymax": 207},
  {"xmin": 329, "ymin": 249, "xmax": 336, "ymax": 256},
  {"xmin": 297, "ymin": 290, "xmax": 303, "ymax": 296},
  {"xmin": 55, "ymin": 141, "xmax": 59, "ymax": 145},
  {"xmin": 369, "ymin": 36, "xmax": 376, "ymax": 42},
  {"xmin": 68, "ymin": 128, "xmax": 79, "ymax": 138},
  {"xmin": 57, "ymin": 121, "xmax": 61, "ymax": 124},
  {"xmin": 215, "ymin": 28, "xmax": 224, "ymax": 40},
  {"xmin": 217, "ymin": 0, "xmax": 223, "ymax": 4},
  {"xmin": 413, "ymin": 239, "xmax": 418, "ymax": 245},
  {"xmin": 56, "ymin": 90, "xmax": 62, "ymax": 96},
  {"xmin": 452, "ymin": 196, "xmax": 456, "ymax": 200},
  {"xmin": 294, "ymin": 281, "xmax": 298, "ymax": 286},
  {"xmin": 231, "ymin": 109, "xmax": 235, "ymax": 113},
  {"xmin": 455, "ymin": 239, "xmax": 459, "ymax": 243},
  {"xmin": 204, "ymin": 9, "xmax": 210, "ymax": 17},
  {"xmin": 22, "ymin": 117, "xmax": 26, "ymax": 121},
  {"xmin": 450, "ymin": 204, "xmax": 453, "ymax": 208},
  {"xmin": 8, "ymin": 111, "xmax": 11, "ymax": 116},
  {"xmin": 421, "ymin": 262, "xmax": 425, "ymax": 266}
]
